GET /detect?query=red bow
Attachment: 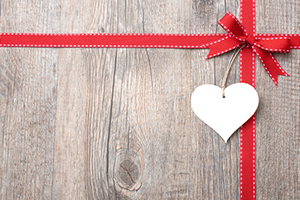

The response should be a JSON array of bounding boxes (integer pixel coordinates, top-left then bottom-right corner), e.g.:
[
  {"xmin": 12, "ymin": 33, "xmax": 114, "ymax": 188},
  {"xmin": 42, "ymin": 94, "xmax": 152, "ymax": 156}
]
[{"xmin": 206, "ymin": 12, "xmax": 290, "ymax": 85}]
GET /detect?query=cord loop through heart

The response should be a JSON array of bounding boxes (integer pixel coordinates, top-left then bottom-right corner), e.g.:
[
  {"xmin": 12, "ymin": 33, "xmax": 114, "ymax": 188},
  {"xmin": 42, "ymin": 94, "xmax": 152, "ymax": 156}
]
[{"xmin": 221, "ymin": 44, "xmax": 245, "ymax": 98}]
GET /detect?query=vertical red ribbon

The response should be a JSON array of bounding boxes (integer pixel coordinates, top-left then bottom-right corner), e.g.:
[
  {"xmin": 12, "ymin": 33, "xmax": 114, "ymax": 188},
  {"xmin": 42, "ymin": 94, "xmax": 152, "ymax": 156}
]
[{"xmin": 240, "ymin": 0, "xmax": 256, "ymax": 199}]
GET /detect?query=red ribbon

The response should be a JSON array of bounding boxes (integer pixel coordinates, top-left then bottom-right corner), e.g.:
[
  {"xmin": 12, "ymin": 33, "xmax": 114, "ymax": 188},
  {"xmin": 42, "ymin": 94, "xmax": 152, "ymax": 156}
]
[
  {"xmin": 206, "ymin": 12, "xmax": 290, "ymax": 85},
  {"xmin": 1, "ymin": 2, "xmax": 300, "ymax": 199}
]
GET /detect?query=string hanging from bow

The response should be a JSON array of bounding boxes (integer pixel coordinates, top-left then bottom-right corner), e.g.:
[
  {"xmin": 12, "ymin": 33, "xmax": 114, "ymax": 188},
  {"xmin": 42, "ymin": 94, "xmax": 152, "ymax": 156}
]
[{"xmin": 206, "ymin": 12, "xmax": 290, "ymax": 85}]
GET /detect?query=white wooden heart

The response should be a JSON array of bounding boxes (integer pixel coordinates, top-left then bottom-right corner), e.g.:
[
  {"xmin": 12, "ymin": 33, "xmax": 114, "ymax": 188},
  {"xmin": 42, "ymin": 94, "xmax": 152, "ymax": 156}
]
[{"xmin": 191, "ymin": 83, "xmax": 259, "ymax": 143}]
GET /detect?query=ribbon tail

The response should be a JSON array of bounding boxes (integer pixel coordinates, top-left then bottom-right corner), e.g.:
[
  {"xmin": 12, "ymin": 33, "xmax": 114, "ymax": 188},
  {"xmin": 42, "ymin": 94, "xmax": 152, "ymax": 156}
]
[
  {"xmin": 206, "ymin": 36, "xmax": 241, "ymax": 59},
  {"xmin": 253, "ymin": 47, "xmax": 289, "ymax": 85}
]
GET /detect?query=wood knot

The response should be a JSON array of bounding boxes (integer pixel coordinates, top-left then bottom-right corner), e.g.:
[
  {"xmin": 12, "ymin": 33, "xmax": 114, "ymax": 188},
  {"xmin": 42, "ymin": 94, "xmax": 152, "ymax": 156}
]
[
  {"xmin": 118, "ymin": 158, "xmax": 139, "ymax": 188},
  {"xmin": 113, "ymin": 149, "xmax": 144, "ymax": 192},
  {"xmin": 111, "ymin": 129, "xmax": 145, "ymax": 196}
]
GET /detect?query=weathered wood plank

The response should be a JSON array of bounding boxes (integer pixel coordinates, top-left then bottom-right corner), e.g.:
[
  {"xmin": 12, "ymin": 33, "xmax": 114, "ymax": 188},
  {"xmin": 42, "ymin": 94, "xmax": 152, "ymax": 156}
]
[
  {"xmin": 256, "ymin": 1, "xmax": 300, "ymax": 199},
  {"xmin": 191, "ymin": 0, "xmax": 241, "ymax": 199},
  {"xmin": 52, "ymin": 0, "xmax": 120, "ymax": 199},
  {"xmin": 0, "ymin": 0, "xmax": 60, "ymax": 199}
]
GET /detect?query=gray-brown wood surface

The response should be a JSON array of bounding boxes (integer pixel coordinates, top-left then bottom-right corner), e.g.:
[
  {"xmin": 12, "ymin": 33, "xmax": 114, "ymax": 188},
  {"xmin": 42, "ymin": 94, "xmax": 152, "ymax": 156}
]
[{"xmin": 0, "ymin": 0, "xmax": 299, "ymax": 199}]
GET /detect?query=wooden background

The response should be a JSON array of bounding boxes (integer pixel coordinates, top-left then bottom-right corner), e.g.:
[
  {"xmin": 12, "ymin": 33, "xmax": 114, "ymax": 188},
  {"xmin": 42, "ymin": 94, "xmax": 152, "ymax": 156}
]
[{"xmin": 0, "ymin": 0, "xmax": 299, "ymax": 199}]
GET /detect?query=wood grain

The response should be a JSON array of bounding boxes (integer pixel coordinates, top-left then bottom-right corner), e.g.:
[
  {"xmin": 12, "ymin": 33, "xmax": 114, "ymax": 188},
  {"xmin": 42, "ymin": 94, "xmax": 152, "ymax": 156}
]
[
  {"xmin": 256, "ymin": 1, "xmax": 300, "ymax": 199},
  {"xmin": 0, "ymin": 0, "xmax": 299, "ymax": 199},
  {"xmin": 0, "ymin": 0, "xmax": 60, "ymax": 199}
]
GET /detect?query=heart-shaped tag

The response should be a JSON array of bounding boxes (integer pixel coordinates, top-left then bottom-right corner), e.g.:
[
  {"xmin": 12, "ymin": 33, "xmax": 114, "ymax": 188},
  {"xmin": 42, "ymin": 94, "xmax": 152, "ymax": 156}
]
[{"xmin": 191, "ymin": 83, "xmax": 259, "ymax": 143}]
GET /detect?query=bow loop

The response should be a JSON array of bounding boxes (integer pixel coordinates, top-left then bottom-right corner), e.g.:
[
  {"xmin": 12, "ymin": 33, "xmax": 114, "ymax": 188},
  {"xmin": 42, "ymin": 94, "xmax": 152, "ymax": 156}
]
[
  {"xmin": 206, "ymin": 12, "xmax": 290, "ymax": 85},
  {"xmin": 218, "ymin": 12, "xmax": 248, "ymax": 41},
  {"xmin": 254, "ymin": 37, "xmax": 290, "ymax": 53}
]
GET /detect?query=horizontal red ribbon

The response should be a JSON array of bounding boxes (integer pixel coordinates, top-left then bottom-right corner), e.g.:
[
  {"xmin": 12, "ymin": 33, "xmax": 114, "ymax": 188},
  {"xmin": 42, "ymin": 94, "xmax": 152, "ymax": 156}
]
[
  {"xmin": 1, "ymin": 32, "xmax": 299, "ymax": 49},
  {"xmin": 0, "ymin": 33, "xmax": 226, "ymax": 48},
  {"xmin": 1, "ymin": 30, "xmax": 299, "ymax": 85}
]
